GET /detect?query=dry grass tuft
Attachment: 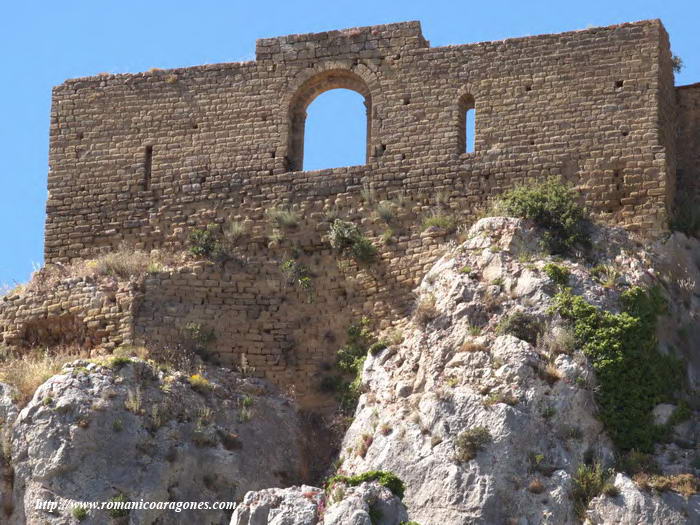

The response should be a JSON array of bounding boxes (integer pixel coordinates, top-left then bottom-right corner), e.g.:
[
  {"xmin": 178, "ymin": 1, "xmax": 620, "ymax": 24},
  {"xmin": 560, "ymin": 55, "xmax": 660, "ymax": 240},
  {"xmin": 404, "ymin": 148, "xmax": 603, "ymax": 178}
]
[
  {"xmin": 9, "ymin": 249, "xmax": 181, "ymax": 299},
  {"xmin": 414, "ymin": 294, "xmax": 438, "ymax": 327},
  {"xmin": 538, "ymin": 362, "xmax": 563, "ymax": 386},
  {"xmin": 528, "ymin": 478, "xmax": 545, "ymax": 494},
  {"xmin": 460, "ymin": 341, "xmax": 488, "ymax": 353},
  {"xmin": 0, "ymin": 348, "xmax": 85, "ymax": 405},
  {"xmin": 633, "ymin": 473, "xmax": 698, "ymax": 497}
]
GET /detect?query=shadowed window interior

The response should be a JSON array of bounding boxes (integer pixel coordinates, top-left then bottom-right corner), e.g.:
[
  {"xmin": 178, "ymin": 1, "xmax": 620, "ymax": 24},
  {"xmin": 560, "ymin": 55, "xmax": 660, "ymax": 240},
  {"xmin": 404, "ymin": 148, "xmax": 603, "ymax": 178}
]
[{"xmin": 302, "ymin": 88, "xmax": 367, "ymax": 171}]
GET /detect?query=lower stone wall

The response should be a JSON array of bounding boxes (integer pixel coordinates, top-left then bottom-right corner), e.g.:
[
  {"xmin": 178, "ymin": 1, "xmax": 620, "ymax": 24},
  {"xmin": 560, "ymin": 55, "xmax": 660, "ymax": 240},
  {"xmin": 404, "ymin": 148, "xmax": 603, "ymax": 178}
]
[
  {"xmin": 0, "ymin": 275, "xmax": 137, "ymax": 351},
  {"xmin": 133, "ymin": 222, "xmax": 448, "ymax": 402}
]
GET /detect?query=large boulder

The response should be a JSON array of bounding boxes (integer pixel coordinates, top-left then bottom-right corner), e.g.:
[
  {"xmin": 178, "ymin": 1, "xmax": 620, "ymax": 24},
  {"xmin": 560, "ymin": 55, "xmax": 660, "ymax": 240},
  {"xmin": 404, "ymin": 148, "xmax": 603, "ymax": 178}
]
[
  {"xmin": 231, "ymin": 481, "xmax": 409, "ymax": 525},
  {"xmin": 9, "ymin": 359, "xmax": 304, "ymax": 524}
]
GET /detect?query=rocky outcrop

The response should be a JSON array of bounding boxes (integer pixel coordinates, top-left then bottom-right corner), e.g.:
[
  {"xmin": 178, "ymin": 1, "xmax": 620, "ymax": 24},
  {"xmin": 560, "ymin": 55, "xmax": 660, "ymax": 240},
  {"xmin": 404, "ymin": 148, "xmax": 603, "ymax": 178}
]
[
  {"xmin": 231, "ymin": 481, "xmax": 408, "ymax": 525},
  {"xmin": 0, "ymin": 217, "xmax": 697, "ymax": 525},
  {"xmin": 336, "ymin": 217, "xmax": 699, "ymax": 524},
  {"xmin": 586, "ymin": 474, "xmax": 699, "ymax": 524},
  {"xmin": 7, "ymin": 359, "xmax": 304, "ymax": 524}
]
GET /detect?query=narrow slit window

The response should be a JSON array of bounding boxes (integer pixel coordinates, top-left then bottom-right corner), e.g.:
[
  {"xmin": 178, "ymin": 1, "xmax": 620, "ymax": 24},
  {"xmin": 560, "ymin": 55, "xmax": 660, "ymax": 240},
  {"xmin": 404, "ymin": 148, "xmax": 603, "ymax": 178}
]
[
  {"xmin": 144, "ymin": 145, "xmax": 153, "ymax": 189},
  {"xmin": 458, "ymin": 94, "xmax": 476, "ymax": 154},
  {"xmin": 465, "ymin": 108, "xmax": 475, "ymax": 153}
]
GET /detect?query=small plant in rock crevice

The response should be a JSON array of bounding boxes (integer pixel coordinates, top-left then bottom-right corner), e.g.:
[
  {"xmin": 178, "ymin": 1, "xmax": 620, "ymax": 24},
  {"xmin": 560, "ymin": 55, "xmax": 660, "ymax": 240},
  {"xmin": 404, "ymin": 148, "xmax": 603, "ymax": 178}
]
[
  {"xmin": 571, "ymin": 463, "xmax": 617, "ymax": 519},
  {"xmin": 454, "ymin": 426, "xmax": 491, "ymax": 462},
  {"xmin": 414, "ymin": 294, "xmax": 438, "ymax": 327},
  {"xmin": 496, "ymin": 311, "xmax": 542, "ymax": 345},
  {"xmin": 188, "ymin": 224, "xmax": 228, "ymax": 261},
  {"xmin": 280, "ymin": 258, "xmax": 314, "ymax": 301},
  {"xmin": 422, "ymin": 212, "xmax": 457, "ymax": 233},
  {"xmin": 543, "ymin": 262, "xmax": 570, "ymax": 288},
  {"xmin": 266, "ymin": 207, "xmax": 300, "ymax": 229},
  {"xmin": 325, "ymin": 470, "xmax": 406, "ymax": 500}
]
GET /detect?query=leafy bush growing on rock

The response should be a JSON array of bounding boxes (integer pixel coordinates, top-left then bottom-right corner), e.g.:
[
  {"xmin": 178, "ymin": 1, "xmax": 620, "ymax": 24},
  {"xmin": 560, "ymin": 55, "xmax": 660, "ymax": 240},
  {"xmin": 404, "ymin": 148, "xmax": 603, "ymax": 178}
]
[
  {"xmin": 321, "ymin": 317, "xmax": 378, "ymax": 414},
  {"xmin": 325, "ymin": 470, "xmax": 406, "ymax": 500},
  {"xmin": 454, "ymin": 426, "xmax": 491, "ymax": 462},
  {"xmin": 543, "ymin": 262, "xmax": 570, "ymax": 287},
  {"xmin": 71, "ymin": 505, "xmax": 88, "ymax": 521},
  {"xmin": 188, "ymin": 373, "xmax": 212, "ymax": 393},
  {"xmin": 553, "ymin": 286, "xmax": 683, "ymax": 452},
  {"xmin": 495, "ymin": 178, "xmax": 589, "ymax": 255},
  {"xmin": 328, "ymin": 219, "xmax": 377, "ymax": 264},
  {"xmin": 496, "ymin": 311, "xmax": 542, "ymax": 345}
]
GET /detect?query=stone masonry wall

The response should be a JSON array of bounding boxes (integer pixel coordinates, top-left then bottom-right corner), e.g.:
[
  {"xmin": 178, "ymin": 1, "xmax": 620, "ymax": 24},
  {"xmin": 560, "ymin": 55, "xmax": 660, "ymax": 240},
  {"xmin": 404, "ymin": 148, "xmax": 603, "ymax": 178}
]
[
  {"xmin": 677, "ymin": 83, "xmax": 700, "ymax": 201},
  {"xmin": 0, "ymin": 275, "xmax": 137, "ymax": 351},
  {"xmin": 46, "ymin": 19, "xmax": 676, "ymax": 264},
  {"xmin": 23, "ymin": 19, "xmax": 697, "ymax": 403}
]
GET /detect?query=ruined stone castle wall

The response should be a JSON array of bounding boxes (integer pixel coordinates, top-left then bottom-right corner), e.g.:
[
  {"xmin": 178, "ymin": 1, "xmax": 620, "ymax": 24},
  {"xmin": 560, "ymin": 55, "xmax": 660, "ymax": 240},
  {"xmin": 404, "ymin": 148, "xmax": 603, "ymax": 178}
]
[
  {"xmin": 46, "ymin": 19, "xmax": 674, "ymax": 264},
  {"xmin": 677, "ymin": 83, "xmax": 700, "ymax": 201},
  {"xmin": 18, "ymin": 19, "xmax": 695, "ymax": 401}
]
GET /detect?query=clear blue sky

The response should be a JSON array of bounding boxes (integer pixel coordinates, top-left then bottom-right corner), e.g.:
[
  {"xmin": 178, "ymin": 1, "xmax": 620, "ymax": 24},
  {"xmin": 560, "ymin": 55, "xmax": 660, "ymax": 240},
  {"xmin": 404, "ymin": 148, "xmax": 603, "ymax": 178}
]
[{"xmin": 1, "ymin": 0, "xmax": 698, "ymax": 288}]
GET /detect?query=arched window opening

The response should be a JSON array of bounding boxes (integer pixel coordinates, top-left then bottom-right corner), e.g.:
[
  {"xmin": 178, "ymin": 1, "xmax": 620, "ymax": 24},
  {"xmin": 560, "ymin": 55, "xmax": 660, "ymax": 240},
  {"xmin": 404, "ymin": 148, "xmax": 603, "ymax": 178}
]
[
  {"xmin": 458, "ymin": 94, "xmax": 476, "ymax": 154},
  {"xmin": 287, "ymin": 70, "xmax": 372, "ymax": 172},
  {"xmin": 303, "ymin": 89, "xmax": 367, "ymax": 171}
]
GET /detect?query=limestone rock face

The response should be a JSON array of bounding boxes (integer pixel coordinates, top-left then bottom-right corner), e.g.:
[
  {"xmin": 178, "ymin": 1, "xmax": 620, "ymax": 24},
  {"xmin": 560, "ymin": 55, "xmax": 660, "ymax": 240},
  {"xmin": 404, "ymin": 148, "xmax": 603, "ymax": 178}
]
[
  {"xmin": 336, "ymin": 217, "xmax": 699, "ymax": 525},
  {"xmin": 230, "ymin": 482, "xmax": 408, "ymax": 525},
  {"xmin": 8, "ymin": 360, "xmax": 304, "ymax": 524},
  {"xmin": 586, "ymin": 474, "xmax": 700, "ymax": 524}
]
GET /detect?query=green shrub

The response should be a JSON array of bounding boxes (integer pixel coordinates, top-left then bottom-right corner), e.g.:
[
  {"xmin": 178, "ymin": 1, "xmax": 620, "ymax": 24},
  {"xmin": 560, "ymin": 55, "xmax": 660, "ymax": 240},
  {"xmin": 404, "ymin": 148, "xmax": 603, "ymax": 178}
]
[
  {"xmin": 571, "ymin": 463, "xmax": 616, "ymax": 519},
  {"xmin": 328, "ymin": 219, "xmax": 377, "ymax": 264},
  {"xmin": 496, "ymin": 311, "xmax": 543, "ymax": 345},
  {"xmin": 72, "ymin": 506, "xmax": 88, "ymax": 521},
  {"xmin": 182, "ymin": 322, "xmax": 216, "ymax": 350},
  {"xmin": 108, "ymin": 356, "xmax": 132, "ymax": 369},
  {"xmin": 617, "ymin": 450, "xmax": 660, "ymax": 475},
  {"xmin": 326, "ymin": 470, "xmax": 406, "ymax": 499},
  {"xmin": 108, "ymin": 493, "xmax": 129, "ymax": 518},
  {"xmin": 454, "ymin": 426, "xmax": 491, "ymax": 462},
  {"xmin": 324, "ymin": 317, "xmax": 378, "ymax": 413},
  {"xmin": 280, "ymin": 259, "xmax": 313, "ymax": 299},
  {"xmin": 553, "ymin": 286, "xmax": 683, "ymax": 452},
  {"xmin": 422, "ymin": 213, "xmax": 457, "ymax": 233},
  {"xmin": 369, "ymin": 341, "xmax": 388, "ymax": 355},
  {"xmin": 188, "ymin": 224, "xmax": 227, "ymax": 260},
  {"xmin": 543, "ymin": 263, "xmax": 570, "ymax": 287},
  {"xmin": 667, "ymin": 400, "xmax": 692, "ymax": 427},
  {"xmin": 496, "ymin": 178, "xmax": 589, "ymax": 254}
]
